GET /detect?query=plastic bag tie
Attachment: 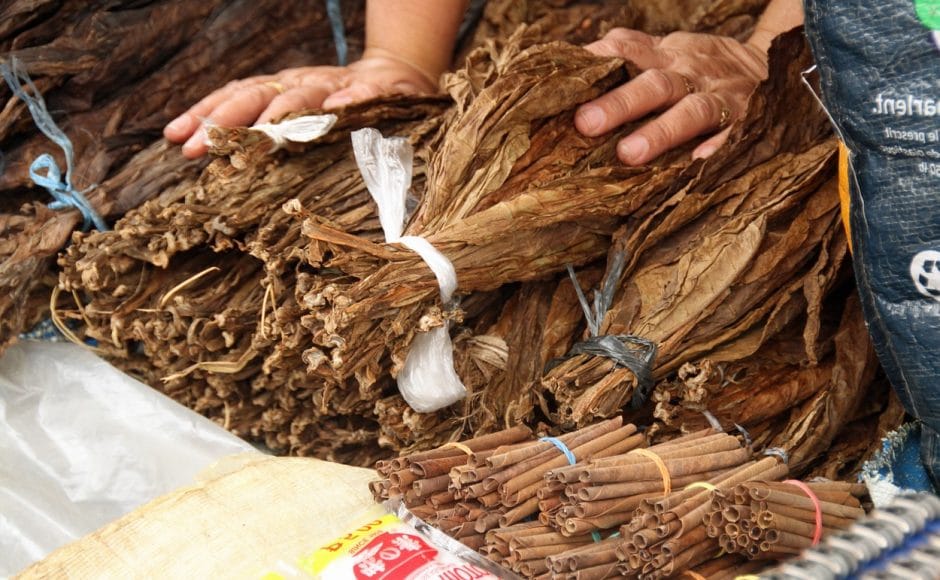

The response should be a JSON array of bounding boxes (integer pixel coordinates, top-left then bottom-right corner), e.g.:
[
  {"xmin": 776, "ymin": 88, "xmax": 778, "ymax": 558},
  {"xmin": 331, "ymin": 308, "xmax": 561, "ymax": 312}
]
[
  {"xmin": 547, "ymin": 252, "xmax": 657, "ymax": 408},
  {"xmin": 252, "ymin": 114, "xmax": 337, "ymax": 152},
  {"xmin": 1, "ymin": 57, "xmax": 107, "ymax": 231},
  {"xmin": 351, "ymin": 128, "xmax": 466, "ymax": 413}
]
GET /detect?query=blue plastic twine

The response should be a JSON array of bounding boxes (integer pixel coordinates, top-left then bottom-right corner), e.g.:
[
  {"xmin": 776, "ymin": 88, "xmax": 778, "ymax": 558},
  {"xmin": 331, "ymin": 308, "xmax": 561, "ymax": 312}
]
[
  {"xmin": 1, "ymin": 57, "xmax": 107, "ymax": 231},
  {"xmin": 540, "ymin": 436, "xmax": 577, "ymax": 466},
  {"xmin": 325, "ymin": 0, "xmax": 348, "ymax": 66}
]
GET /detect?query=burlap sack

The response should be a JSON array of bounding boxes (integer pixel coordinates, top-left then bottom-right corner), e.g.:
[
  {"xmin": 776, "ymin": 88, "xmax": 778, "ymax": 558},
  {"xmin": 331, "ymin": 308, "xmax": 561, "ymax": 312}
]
[{"xmin": 16, "ymin": 453, "xmax": 377, "ymax": 579}]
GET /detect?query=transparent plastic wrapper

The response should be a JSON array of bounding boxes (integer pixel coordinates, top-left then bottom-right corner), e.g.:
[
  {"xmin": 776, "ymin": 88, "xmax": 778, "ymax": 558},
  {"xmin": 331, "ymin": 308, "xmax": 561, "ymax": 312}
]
[
  {"xmin": 0, "ymin": 341, "xmax": 254, "ymax": 576},
  {"xmin": 268, "ymin": 501, "xmax": 515, "ymax": 579},
  {"xmin": 351, "ymin": 128, "xmax": 466, "ymax": 413}
]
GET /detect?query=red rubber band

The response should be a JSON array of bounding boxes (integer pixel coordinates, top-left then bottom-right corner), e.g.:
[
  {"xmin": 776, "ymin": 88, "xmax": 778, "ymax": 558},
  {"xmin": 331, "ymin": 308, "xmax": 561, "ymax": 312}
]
[{"xmin": 783, "ymin": 479, "xmax": 823, "ymax": 545}]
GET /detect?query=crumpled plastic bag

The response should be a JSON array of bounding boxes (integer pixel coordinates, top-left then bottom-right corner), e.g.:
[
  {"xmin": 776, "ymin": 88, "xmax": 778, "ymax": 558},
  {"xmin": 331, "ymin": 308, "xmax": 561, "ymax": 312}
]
[
  {"xmin": 0, "ymin": 341, "xmax": 254, "ymax": 576},
  {"xmin": 351, "ymin": 128, "xmax": 467, "ymax": 413}
]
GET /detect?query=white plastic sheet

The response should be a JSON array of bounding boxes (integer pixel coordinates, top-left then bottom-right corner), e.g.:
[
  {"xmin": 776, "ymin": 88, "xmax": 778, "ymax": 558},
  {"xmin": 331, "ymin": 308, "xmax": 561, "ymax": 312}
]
[{"xmin": 0, "ymin": 341, "xmax": 254, "ymax": 576}]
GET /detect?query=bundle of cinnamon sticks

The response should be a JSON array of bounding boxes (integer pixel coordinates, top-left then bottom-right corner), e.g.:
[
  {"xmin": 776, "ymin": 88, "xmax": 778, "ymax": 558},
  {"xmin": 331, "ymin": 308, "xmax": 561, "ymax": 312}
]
[
  {"xmin": 704, "ymin": 480, "xmax": 867, "ymax": 560},
  {"xmin": 373, "ymin": 417, "xmax": 644, "ymax": 557},
  {"xmin": 370, "ymin": 420, "xmax": 869, "ymax": 579}
]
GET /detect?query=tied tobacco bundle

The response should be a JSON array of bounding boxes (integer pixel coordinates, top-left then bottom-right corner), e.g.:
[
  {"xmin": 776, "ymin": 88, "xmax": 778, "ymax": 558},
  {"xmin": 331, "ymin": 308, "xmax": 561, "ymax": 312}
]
[
  {"xmin": 57, "ymin": 99, "xmax": 448, "ymax": 465},
  {"xmin": 0, "ymin": 0, "xmax": 366, "ymax": 351},
  {"xmin": 652, "ymin": 292, "xmax": 886, "ymax": 476}
]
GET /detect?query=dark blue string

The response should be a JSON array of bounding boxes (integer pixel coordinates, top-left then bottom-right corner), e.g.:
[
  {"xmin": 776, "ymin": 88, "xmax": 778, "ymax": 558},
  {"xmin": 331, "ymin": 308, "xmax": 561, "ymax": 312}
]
[
  {"xmin": 325, "ymin": 0, "xmax": 348, "ymax": 66},
  {"xmin": 1, "ymin": 57, "xmax": 107, "ymax": 231}
]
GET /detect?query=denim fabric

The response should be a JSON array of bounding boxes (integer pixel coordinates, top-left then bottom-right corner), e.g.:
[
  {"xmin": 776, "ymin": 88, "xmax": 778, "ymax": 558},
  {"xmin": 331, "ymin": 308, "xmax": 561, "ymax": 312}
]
[{"xmin": 804, "ymin": 0, "xmax": 940, "ymax": 483}]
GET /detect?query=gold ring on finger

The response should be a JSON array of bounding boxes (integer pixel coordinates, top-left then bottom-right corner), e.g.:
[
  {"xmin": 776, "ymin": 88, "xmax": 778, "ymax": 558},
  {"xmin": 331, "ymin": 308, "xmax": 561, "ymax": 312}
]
[
  {"xmin": 263, "ymin": 81, "xmax": 286, "ymax": 95},
  {"xmin": 718, "ymin": 106, "xmax": 732, "ymax": 128},
  {"xmin": 678, "ymin": 74, "xmax": 696, "ymax": 95}
]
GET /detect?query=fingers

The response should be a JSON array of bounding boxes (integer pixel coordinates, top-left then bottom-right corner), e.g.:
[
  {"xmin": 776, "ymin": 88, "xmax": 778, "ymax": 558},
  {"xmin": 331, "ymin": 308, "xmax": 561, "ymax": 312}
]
[
  {"xmin": 692, "ymin": 126, "xmax": 732, "ymax": 160},
  {"xmin": 321, "ymin": 79, "xmax": 427, "ymax": 109},
  {"xmin": 173, "ymin": 83, "xmax": 283, "ymax": 158},
  {"xmin": 575, "ymin": 69, "xmax": 693, "ymax": 137},
  {"xmin": 584, "ymin": 28, "xmax": 666, "ymax": 70},
  {"xmin": 322, "ymin": 82, "xmax": 386, "ymax": 109},
  {"xmin": 256, "ymin": 85, "xmax": 333, "ymax": 124},
  {"xmin": 164, "ymin": 77, "xmax": 269, "ymax": 142},
  {"xmin": 617, "ymin": 93, "xmax": 732, "ymax": 165}
]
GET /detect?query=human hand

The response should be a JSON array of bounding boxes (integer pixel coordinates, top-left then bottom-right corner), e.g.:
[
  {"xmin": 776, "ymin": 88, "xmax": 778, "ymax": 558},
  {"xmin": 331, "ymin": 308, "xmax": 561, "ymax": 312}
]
[
  {"xmin": 575, "ymin": 28, "xmax": 769, "ymax": 165},
  {"xmin": 163, "ymin": 52, "xmax": 437, "ymax": 158}
]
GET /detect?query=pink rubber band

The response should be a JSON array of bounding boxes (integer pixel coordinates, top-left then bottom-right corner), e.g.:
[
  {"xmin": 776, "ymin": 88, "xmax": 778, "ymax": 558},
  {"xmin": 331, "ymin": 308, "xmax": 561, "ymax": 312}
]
[{"xmin": 783, "ymin": 479, "xmax": 823, "ymax": 545}]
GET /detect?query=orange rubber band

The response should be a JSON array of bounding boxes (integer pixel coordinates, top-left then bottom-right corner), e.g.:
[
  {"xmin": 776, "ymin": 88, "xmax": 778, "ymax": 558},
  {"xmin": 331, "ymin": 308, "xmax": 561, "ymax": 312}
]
[
  {"xmin": 442, "ymin": 442, "xmax": 473, "ymax": 456},
  {"xmin": 683, "ymin": 571, "xmax": 707, "ymax": 580},
  {"xmin": 629, "ymin": 448, "xmax": 672, "ymax": 496},
  {"xmin": 783, "ymin": 479, "xmax": 823, "ymax": 545}
]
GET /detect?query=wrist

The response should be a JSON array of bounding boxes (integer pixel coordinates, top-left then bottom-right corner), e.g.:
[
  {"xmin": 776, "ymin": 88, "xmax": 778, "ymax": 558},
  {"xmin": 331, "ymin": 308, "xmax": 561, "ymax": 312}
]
[{"xmin": 359, "ymin": 48, "xmax": 440, "ymax": 90}]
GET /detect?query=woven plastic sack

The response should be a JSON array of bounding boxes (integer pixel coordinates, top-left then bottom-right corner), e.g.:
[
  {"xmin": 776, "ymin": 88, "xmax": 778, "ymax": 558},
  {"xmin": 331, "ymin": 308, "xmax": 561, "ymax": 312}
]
[
  {"xmin": 16, "ymin": 454, "xmax": 377, "ymax": 579},
  {"xmin": 805, "ymin": 0, "xmax": 940, "ymax": 484}
]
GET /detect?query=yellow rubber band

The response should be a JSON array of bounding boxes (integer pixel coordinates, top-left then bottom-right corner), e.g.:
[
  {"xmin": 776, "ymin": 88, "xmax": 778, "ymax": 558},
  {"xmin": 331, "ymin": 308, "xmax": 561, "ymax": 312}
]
[
  {"xmin": 735, "ymin": 576, "xmax": 761, "ymax": 580},
  {"xmin": 629, "ymin": 448, "xmax": 672, "ymax": 496},
  {"xmin": 684, "ymin": 482, "xmax": 718, "ymax": 492},
  {"xmin": 683, "ymin": 572, "xmax": 707, "ymax": 580},
  {"xmin": 442, "ymin": 442, "xmax": 473, "ymax": 455}
]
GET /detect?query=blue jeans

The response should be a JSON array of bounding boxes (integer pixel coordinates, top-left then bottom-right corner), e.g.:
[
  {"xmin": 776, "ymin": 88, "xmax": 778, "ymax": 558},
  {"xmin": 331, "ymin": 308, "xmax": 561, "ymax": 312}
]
[{"xmin": 804, "ymin": 0, "xmax": 940, "ymax": 483}]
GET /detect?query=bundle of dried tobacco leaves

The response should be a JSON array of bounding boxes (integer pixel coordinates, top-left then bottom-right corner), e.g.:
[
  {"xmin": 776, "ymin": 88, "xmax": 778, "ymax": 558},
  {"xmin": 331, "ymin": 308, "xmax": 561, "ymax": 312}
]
[
  {"xmin": 55, "ymin": 0, "xmax": 896, "ymax": 479},
  {"xmin": 0, "ymin": 0, "xmax": 366, "ymax": 351}
]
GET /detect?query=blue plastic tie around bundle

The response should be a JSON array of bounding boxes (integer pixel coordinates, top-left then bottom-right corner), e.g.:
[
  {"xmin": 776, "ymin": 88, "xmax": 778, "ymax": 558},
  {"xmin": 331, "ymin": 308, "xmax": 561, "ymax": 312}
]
[
  {"xmin": 1, "ymin": 57, "xmax": 107, "ymax": 232},
  {"xmin": 325, "ymin": 0, "xmax": 348, "ymax": 66},
  {"xmin": 540, "ymin": 436, "xmax": 576, "ymax": 466},
  {"xmin": 546, "ymin": 252, "xmax": 657, "ymax": 408}
]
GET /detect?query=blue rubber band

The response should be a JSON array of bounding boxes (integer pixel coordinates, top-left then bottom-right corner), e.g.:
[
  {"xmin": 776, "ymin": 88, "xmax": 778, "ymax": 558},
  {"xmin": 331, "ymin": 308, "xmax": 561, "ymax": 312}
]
[
  {"xmin": 325, "ymin": 0, "xmax": 348, "ymax": 66},
  {"xmin": 1, "ymin": 57, "xmax": 107, "ymax": 231},
  {"xmin": 540, "ymin": 436, "xmax": 577, "ymax": 465},
  {"xmin": 591, "ymin": 531, "xmax": 602, "ymax": 542}
]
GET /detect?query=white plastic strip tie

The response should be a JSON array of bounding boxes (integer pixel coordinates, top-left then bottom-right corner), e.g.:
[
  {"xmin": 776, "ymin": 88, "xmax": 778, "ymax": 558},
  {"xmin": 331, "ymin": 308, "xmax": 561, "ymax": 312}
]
[
  {"xmin": 351, "ymin": 128, "xmax": 467, "ymax": 412},
  {"xmin": 252, "ymin": 114, "xmax": 338, "ymax": 151}
]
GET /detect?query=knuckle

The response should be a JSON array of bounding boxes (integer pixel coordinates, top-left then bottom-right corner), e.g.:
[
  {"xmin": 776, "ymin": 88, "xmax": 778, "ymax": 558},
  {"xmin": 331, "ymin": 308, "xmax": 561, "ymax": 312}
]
[
  {"xmin": 603, "ymin": 27, "xmax": 631, "ymax": 41},
  {"xmin": 603, "ymin": 87, "xmax": 639, "ymax": 121},
  {"xmin": 593, "ymin": 37, "xmax": 621, "ymax": 56},
  {"xmin": 684, "ymin": 94, "xmax": 716, "ymax": 124},
  {"xmin": 643, "ymin": 69, "xmax": 674, "ymax": 97}
]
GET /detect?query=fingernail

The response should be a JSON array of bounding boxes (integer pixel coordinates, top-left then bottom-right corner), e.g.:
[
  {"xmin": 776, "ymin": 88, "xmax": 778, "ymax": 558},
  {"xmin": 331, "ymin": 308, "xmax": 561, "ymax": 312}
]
[
  {"xmin": 618, "ymin": 136, "xmax": 649, "ymax": 164},
  {"xmin": 165, "ymin": 115, "xmax": 188, "ymax": 133},
  {"xmin": 692, "ymin": 144, "xmax": 718, "ymax": 160},
  {"xmin": 183, "ymin": 127, "xmax": 206, "ymax": 151},
  {"xmin": 577, "ymin": 105, "xmax": 605, "ymax": 134}
]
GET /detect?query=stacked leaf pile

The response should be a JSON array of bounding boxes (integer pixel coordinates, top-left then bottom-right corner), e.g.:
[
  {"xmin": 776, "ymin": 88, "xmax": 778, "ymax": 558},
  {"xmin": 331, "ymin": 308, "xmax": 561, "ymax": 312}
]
[
  {"xmin": 0, "ymin": 0, "xmax": 367, "ymax": 351},
  {"xmin": 371, "ymin": 422, "xmax": 870, "ymax": 578},
  {"xmin": 50, "ymin": 0, "xmax": 899, "ymax": 473}
]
